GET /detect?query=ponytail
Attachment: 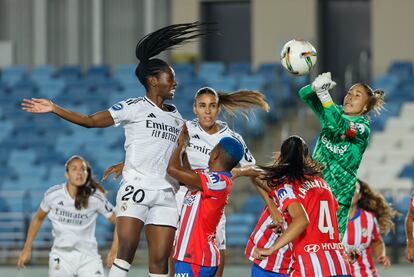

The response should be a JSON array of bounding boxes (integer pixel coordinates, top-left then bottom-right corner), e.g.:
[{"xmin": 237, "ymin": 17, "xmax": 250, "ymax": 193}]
[
  {"xmin": 135, "ymin": 22, "xmax": 213, "ymax": 90},
  {"xmin": 195, "ymin": 87, "xmax": 270, "ymax": 117}
]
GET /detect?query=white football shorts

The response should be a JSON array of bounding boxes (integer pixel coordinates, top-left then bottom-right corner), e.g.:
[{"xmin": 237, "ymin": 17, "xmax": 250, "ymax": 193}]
[
  {"xmin": 49, "ymin": 247, "xmax": 105, "ymax": 277},
  {"xmin": 115, "ymin": 177, "xmax": 179, "ymax": 228}
]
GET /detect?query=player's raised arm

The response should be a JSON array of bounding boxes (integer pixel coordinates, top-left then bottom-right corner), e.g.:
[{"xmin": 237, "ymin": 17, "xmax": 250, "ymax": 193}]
[
  {"xmin": 21, "ymin": 98, "xmax": 114, "ymax": 128},
  {"xmin": 406, "ymin": 197, "xmax": 414, "ymax": 262},
  {"xmin": 17, "ymin": 208, "xmax": 47, "ymax": 269}
]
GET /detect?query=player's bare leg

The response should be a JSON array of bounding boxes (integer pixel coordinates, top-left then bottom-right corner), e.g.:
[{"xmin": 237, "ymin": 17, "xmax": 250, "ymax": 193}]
[
  {"xmin": 146, "ymin": 224, "xmax": 176, "ymax": 274},
  {"xmin": 109, "ymin": 216, "xmax": 144, "ymax": 277},
  {"xmin": 215, "ymin": 250, "xmax": 225, "ymax": 277}
]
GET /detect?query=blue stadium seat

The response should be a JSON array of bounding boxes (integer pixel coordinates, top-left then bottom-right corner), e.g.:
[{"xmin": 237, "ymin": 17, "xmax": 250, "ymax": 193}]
[
  {"xmin": 228, "ymin": 62, "xmax": 251, "ymax": 76},
  {"xmin": 241, "ymin": 196, "xmax": 265, "ymax": 216},
  {"xmin": 55, "ymin": 65, "xmax": 82, "ymax": 81},
  {"xmin": 256, "ymin": 63, "xmax": 282, "ymax": 80},
  {"xmin": 1, "ymin": 65, "xmax": 26, "ymax": 86},
  {"xmin": 399, "ymin": 164, "xmax": 414, "ymax": 179},
  {"xmin": 388, "ymin": 60, "xmax": 413, "ymax": 81},
  {"xmin": 198, "ymin": 62, "xmax": 226, "ymax": 79},
  {"xmin": 238, "ymin": 75, "xmax": 266, "ymax": 90}
]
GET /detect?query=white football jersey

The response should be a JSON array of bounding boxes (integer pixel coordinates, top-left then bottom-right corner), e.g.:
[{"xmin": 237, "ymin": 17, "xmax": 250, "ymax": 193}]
[
  {"xmin": 185, "ymin": 119, "xmax": 255, "ymax": 169},
  {"xmin": 108, "ymin": 96, "xmax": 184, "ymax": 190},
  {"xmin": 40, "ymin": 184, "xmax": 114, "ymax": 256}
]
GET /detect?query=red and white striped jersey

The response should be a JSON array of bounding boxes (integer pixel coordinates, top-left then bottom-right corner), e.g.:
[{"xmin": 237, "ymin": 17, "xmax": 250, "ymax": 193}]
[
  {"xmin": 273, "ymin": 176, "xmax": 351, "ymax": 277},
  {"xmin": 410, "ymin": 191, "xmax": 414, "ymax": 212},
  {"xmin": 173, "ymin": 169, "xmax": 232, "ymax": 267},
  {"xmin": 342, "ymin": 208, "xmax": 381, "ymax": 277},
  {"xmin": 245, "ymin": 205, "xmax": 293, "ymax": 274}
]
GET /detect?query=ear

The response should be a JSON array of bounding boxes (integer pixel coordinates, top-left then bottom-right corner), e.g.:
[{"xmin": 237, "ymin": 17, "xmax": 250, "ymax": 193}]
[
  {"xmin": 211, "ymin": 148, "xmax": 220, "ymax": 162},
  {"xmin": 148, "ymin": 75, "xmax": 158, "ymax": 87},
  {"xmin": 64, "ymin": 172, "xmax": 69, "ymax": 180},
  {"xmin": 192, "ymin": 103, "xmax": 197, "ymax": 115}
]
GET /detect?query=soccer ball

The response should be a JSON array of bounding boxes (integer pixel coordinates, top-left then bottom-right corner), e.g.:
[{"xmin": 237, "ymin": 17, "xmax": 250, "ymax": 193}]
[{"xmin": 280, "ymin": 40, "xmax": 317, "ymax": 75}]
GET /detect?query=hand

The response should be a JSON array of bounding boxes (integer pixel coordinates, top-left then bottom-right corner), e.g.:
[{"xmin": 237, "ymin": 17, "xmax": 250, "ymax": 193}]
[
  {"xmin": 178, "ymin": 124, "xmax": 189, "ymax": 148},
  {"xmin": 346, "ymin": 249, "xmax": 361, "ymax": 264},
  {"xmin": 406, "ymin": 240, "xmax": 414, "ymax": 262},
  {"xmin": 311, "ymin": 72, "xmax": 336, "ymax": 93},
  {"xmin": 377, "ymin": 255, "xmax": 391, "ymax": 269},
  {"xmin": 102, "ymin": 162, "xmax": 124, "ymax": 181},
  {"xmin": 17, "ymin": 248, "xmax": 31, "ymax": 269},
  {"xmin": 267, "ymin": 221, "xmax": 284, "ymax": 235},
  {"xmin": 21, "ymin": 98, "xmax": 54, "ymax": 113},
  {"xmin": 253, "ymin": 246, "xmax": 273, "ymax": 260},
  {"xmin": 106, "ymin": 248, "xmax": 117, "ymax": 268},
  {"xmin": 232, "ymin": 165, "xmax": 266, "ymax": 179}
]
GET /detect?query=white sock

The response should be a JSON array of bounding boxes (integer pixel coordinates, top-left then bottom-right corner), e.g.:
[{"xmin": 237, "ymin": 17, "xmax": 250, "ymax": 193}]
[
  {"xmin": 108, "ymin": 258, "xmax": 131, "ymax": 277},
  {"xmin": 148, "ymin": 274, "xmax": 168, "ymax": 277}
]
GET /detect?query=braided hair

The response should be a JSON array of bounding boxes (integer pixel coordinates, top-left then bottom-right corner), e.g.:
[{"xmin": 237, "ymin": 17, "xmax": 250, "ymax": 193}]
[{"xmin": 135, "ymin": 22, "xmax": 212, "ymax": 90}]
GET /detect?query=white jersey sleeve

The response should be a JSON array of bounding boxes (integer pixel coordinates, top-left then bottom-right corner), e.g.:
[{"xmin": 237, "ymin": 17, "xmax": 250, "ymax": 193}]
[
  {"xmin": 91, "ymin": 191, "xmax": 115, "ymax": 218},
  {"xmin": 40, "ymin": 184, "xmax": 62, "ymax": 213},
  {"xmin": 108, "ymin": 98, "xmax": 144, "ymax": 127}
]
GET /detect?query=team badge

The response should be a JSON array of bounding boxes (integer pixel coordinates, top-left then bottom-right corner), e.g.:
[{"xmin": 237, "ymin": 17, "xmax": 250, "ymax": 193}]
[
  {"xmin": 120, "ymin": 201, "xmax": 128, "ymax": 212},
  {"xmin": 361, "ymin": 228, "xmax": 368, "ymax": 237}
]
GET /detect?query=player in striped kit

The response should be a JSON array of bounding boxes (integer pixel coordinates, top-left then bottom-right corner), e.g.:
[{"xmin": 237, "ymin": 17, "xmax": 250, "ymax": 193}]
[
  {"xmin": 245, "ymin": 200, "xmax": 293, "ymax": 276},
  {"xmin": 167, "ymin": 128, "xmax": 246, "ymax": 277},
  {"xmin": 22, "ymin": 23, "xmax": 211, "ymax": 277},
  {"xmin": 406, "ymin": 190, "xmax": 414, "ymax": 262},
  {"xmin": 254, "ymin": 136, "xmax": 351, "ymax": 277},
  {"xmin": 343, "ymin": 179, "xmax": 397, "ymax": 276},
  {"xmin": 17, "ymin": 155, "xmax": 117, "ymax": 277},
  {"xmin": 298, "ymin": 72, "xmax": 385, "ymax": 238}
]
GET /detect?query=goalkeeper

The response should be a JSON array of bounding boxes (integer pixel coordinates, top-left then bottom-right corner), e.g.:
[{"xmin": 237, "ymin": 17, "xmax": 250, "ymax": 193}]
[{"xmin": 298, "ymin": 72, "xmax": 385, "ymax": 237}]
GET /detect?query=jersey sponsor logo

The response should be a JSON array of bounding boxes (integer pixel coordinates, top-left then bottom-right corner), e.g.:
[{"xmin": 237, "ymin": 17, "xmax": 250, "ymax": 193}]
[
  {"xmin": 175, "ymin": 273, "xmax": 189, "ymax": 277},
  {"xmin": 304, "ymin": 244, "xmax": 320, "ymax": 253},
  {"xmin": 321, "ymin": 242, "xmax": 344, "ymax": 250},
  {"xmin": 146, "ymin": 120, "xmax": 180, "ymax": 142},
  {"xmin": 147, "ymin": 113, "xmax": 156, "ymax": 118},
  {"xmin": 188, "ymin": 142, "xmax": 211, "ymax": 155},
  {"xmin": 111, "ymin": 103, "xmax": 123, "ymax": 111},
  {"xmin": 321, "ymin": 134, "xmax": 349, "ymax": 155}
]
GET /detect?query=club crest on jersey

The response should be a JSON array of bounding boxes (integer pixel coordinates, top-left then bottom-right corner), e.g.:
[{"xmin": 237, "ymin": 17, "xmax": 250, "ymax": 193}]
[
  {"xmin": 361, "ymin": 228, "xmax": 368, "ymax": 237},
  {"xmin": 183, "ymin": 194, "xmax": 197, "ymax": 206},
  {"xmin": 111, "ymin": 103, "xmax": 123, "ymax": 111},
  {"xmin": 304, "ymin": 244, "xmax": 320, "ymax": 253},
  {"xmin": 120, "ymin": 201, "xmax": 128, "ymax": 212}
]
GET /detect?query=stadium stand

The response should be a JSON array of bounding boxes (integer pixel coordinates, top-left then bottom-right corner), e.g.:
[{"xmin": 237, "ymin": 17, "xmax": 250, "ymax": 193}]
[{"xmin": 0, "ymin": 60, "xmax": 413, "ymax": 256}]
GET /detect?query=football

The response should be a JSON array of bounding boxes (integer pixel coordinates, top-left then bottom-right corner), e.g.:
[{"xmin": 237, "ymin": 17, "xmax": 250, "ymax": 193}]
[{"xmin": 280, "ymin": 39, "xmax": 317, "ymax": 75}]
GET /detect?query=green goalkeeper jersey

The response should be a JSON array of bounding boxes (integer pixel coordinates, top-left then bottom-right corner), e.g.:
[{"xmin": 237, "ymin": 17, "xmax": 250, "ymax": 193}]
[{"xmin": 299, "ymin": 85, "xmax": 371, "ymax": 236}]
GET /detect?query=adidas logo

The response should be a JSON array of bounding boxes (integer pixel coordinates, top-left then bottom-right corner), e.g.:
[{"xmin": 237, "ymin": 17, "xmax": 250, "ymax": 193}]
[
  {"xmin": 192, "ymin": 134, "xmax": 200, "ymax": 139},
  {"xmin": 58, "ymin": 201, "xmax": 64, "ymax": 206},
  {"xmin": 95, "ymin": 270, "xmax": 102, "ymax": 275},
  {"xmin": 147, "ymin": 113, "xmax": 156, "ymax": 118}
]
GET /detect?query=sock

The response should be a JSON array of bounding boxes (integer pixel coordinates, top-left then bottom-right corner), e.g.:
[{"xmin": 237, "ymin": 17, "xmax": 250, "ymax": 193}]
[
  {"xmin": 148, "ymin": 274, "xmax": 168, "ymax": 277},
  {"xmin": 108, "ymin": 258, "xmax": 131, "ymax": 277}
]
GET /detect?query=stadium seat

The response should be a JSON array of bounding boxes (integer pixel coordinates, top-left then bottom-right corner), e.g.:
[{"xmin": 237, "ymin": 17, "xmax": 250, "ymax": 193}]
[{"xmin": 228, "ymin": 62, "xmax": 251, "ymax": 76}]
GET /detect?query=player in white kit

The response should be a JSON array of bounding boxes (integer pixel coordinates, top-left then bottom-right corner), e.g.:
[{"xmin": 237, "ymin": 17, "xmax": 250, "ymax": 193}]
[
  {"xmin": 17, "ymin": 155, "xmax": 117, "ymax": 277},
  {"xmin": 21, "ymin": 23, "xmax": 211, "ymax": 276},
  {"xmin": 102, "ymin": 86, "xmax": 269, "ymax": 276}
]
